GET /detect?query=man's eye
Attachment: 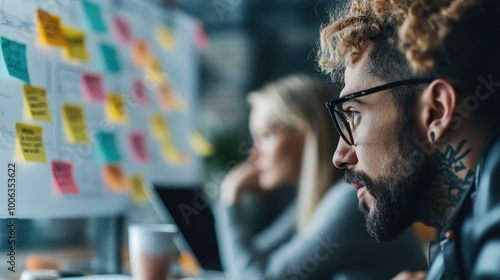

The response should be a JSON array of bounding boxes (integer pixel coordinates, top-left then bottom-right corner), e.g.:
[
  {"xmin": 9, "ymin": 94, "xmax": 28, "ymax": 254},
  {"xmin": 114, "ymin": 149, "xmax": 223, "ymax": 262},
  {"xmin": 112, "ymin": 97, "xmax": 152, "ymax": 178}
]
[{"xmin": 343, "ymin": 108, "xmax": 359, "ymax": 121}]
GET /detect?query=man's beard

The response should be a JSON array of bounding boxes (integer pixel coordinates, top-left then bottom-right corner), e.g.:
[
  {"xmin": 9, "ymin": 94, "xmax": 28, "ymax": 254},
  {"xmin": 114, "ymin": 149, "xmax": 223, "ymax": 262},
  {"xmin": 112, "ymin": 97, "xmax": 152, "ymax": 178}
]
[{"xmin": 345, "ymin": 124, "xmax": 438, "ymax": 243}]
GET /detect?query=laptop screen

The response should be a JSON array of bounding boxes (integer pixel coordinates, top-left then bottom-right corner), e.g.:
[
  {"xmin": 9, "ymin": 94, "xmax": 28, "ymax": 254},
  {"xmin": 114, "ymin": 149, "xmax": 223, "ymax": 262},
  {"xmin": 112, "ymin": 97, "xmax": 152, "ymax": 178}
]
[{"xmin": 151, "ymin": 184, "xmax": 223, "ymax": 271}]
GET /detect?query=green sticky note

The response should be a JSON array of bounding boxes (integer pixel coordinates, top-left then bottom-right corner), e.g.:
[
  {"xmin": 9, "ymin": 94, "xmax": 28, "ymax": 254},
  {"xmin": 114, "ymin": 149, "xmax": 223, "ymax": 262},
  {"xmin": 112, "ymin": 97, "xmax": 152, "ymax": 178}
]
[
  {"xmin": 82, "ymin": 0, "xmax": 107, "ymax": 32},
  {"xmin": 95, "ymin": 131, "xmax": 121, "ymax": 163},
  {"xmin": 1, "ymin": 37, "xmax": 30, "ymax": 83},
  {"xmin": 100, "ymin": 43, "xmax": 121, "ymax": 73}
]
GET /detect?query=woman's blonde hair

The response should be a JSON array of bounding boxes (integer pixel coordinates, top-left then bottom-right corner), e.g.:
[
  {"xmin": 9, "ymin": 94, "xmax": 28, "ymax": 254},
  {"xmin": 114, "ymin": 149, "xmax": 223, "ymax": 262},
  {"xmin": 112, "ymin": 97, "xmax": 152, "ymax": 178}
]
[{"xmin": 247, "ymin": 74, "xmax": 342, "ymax": 231}]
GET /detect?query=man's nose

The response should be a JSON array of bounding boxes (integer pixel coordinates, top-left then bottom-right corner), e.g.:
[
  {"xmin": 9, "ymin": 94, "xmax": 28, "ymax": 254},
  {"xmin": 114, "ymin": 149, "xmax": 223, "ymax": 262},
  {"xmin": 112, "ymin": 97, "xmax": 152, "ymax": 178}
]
[{"xmin": 332, "ymin": 139, "xmax": 358, "ymax": 169}]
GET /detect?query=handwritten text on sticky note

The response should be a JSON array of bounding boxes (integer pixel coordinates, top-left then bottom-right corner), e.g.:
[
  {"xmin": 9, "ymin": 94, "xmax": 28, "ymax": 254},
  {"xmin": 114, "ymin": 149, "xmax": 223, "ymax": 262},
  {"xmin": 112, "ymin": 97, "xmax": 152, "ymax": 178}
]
[
  {"xmin": 1, "ymin": 37, "xmax": 30, "ymax": 83},
  {"xmin": 36, "ymin": 9, "xmax": 67, "ymax": 47},
  {"xmin": 23, "ymin": 85, "xmax": 52, "ymax": 122},
  {"xmin": 106, "ymin": 93, "xmax": 128, "ymax": 123},
  {"xmin": 16, "ymin": 122, "xmax": 46, "ymax": 163},
  {"xmin": 81, "ymin": 73, "xmax": 105, "ymax": 102},
  {"xmin": 62, "ymin": 104, "xmax": 89, "ymax": 143},
  {"xmin": 62, "ymin": 26, "xmax": 89, "ymax": 62},
  {"xmin": 51, "ymin": 161, "xmax": 80, "ymax": 194}
]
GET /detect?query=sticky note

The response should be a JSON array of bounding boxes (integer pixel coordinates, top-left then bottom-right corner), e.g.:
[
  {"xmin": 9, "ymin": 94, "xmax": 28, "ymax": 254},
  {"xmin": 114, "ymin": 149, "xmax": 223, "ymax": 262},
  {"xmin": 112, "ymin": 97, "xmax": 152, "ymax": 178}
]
[
  {"xmin": 82, "ymin": 0, "xmax": 107, "ymax": 32},
  {"xmin": 102, "ymin": 164, "xmax": 128, "ymax": 191},
  {"xmin": 195, "ymin": 24, "xmax": 209, "ymax": 50},
  {"xmin": 15, "ymin": 122, "xmax": 46, "ymax": 163},
  {"xmin": 96, "ymin": 131, "xmax": 121, "ymax": 163},
  {"xmin": 144, "ymin": 58, "xmax": 163, "ymax": 86},
  {"xmin": 51, "ymin": 161, "xmax": 80, "ymax": 194},
  {"xmin": 23, "ymin": 84, "xmax": 52, "ymax": 122},
  {"xmin": 113, "ymin": 16, "xmax": 132, "ymax": 44},
  {"xmin": 131, "ymin": 40, "xmax": 152, "ymax": 67},
  {"xmin": 189, "ymin": 130, "xmax": 214, "ymax": 157},
  {"xmin": 129, "ymin": 131, "xmax": 149, "ymax": 162},
  {"xmin": 36, "ymin": 9, "xmax": 67, "ymax": 47},
  {"xmin": 131, "ymin": 79, "xmax": 148, "ymax": 105},
  {"xmin": 100, "ymin": 43, "xmax": 121, "ymax": 73},
  {"xmin": 106, "ymin": 93, "xmax": 128, "ymax": 123},
  {"xmin": 149, "ymin": 114, "xmax": 169, "ymax": 140},
  {"xmin": 156, "ymin": 25, "xmax": 176, "ymax": 50},
  {"xmin": 130, "ymin": 173, "xmax": 148, "ymax": 204},
  {"xmin": 62, "ymin": 104, "xmax": 89, "ymax": 143},
  {"xmin": 1, "ymin": 37, "xmax": 30, "ymax": 83},
  {"xmin": 156, "ymin": 80, "xmax": 186, "ymax": 111},
  {"xmin": 160, "ymin": 140, "xmax": 188, "ymax": 165},
  {"xmin": 81, "ymin": 73, "xmax": 105, "ymax": 102},
  {"xmin": 62, "ymin": 26, "xmax": 89, "ymax": 62}
]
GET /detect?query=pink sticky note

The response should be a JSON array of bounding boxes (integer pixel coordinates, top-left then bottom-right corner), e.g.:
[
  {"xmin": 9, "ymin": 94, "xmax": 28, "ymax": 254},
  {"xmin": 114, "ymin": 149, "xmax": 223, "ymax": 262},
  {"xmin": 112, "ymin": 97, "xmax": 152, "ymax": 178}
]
[
  {"xmin": 129, "ymin": 131, "xmax": 149, "ymax": 162},
  {"xmin": 131, "ymin": 79, "xmax": 148, "ymax": 106},
  {"xmin": 195, "ymin": 24, "xmax": 209, "ymax": 50},
  {"xmin": 51, "ymin": 161, "xmax": 80, "ymax": 194},
  {"xmin": 113, "ymin": 16, "xmax": 133, "ymax": 44},
  {"xmin": 81, "ymin": 73, "xmax": 105, "ymax": 102}
]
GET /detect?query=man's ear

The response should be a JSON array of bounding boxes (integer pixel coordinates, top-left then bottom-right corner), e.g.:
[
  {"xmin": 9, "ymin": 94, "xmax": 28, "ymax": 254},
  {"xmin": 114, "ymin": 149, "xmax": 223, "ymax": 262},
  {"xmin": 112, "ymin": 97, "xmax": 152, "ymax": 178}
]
[{"xmin": 419, "ymin": 79, "xmax": 457, "ymax": 143}]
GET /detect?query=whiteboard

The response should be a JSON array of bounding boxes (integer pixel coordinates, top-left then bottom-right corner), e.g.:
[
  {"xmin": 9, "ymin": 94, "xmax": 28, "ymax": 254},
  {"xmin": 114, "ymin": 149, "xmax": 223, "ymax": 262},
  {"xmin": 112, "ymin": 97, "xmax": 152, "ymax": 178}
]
[{"xmin": 0, "ymin": 0, "xmax": 202, "ymax": 218}]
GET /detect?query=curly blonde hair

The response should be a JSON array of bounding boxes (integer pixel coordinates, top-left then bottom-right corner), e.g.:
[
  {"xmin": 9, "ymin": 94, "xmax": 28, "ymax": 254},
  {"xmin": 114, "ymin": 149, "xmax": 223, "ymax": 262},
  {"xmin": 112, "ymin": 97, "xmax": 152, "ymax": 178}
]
[{"xmin": 318, "ymin": 0, "xmax": 500, "ymax": 125}]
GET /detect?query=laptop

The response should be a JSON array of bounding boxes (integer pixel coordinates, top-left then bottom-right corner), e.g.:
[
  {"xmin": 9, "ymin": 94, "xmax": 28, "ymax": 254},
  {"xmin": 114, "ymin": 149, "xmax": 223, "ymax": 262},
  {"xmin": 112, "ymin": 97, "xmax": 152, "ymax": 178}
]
[{"xmin": 146, "ymin": 182, "xmax": 225, "ymax": 279}]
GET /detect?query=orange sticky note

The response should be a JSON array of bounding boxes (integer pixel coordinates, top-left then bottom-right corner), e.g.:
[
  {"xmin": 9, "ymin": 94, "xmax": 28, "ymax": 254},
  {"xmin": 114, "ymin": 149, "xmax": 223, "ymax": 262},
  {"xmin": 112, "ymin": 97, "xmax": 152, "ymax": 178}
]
[
  {"xmin": 156, "ymin": 80, "xmax": 186, "ymax": 111},
  {"xmin": 62, "ymin": 26, "xmax": 90, "ymax": 62},
  {"xmin": 51, "ymin": 161, "xmax": 80, "ymax": 194},
  {"xmin": 129, "ymin": 131, "xmax": 149, "ymax": 162},
  {"xmin": 81, "ymin": 73, "xmax": 105, "ymax": 102},
  {"xmin": 15, "ymin": 122, "xmax": 47, "ymax": 163},
  {"xmin": 106, "ymin": 93, "xmax": 128, "ymax": 123},
  {"xmin": 131, "ymin": 40, "xmax": 153, "ymax": 67},
  {"xmin": 23, "ymin": 84, "xmax": 52, "ymax": 122},
  {"xmin": 113, "ymin": 16, "xmax": 133, "ymax": 44},
  {"xmin": 130, "ymin": 173, "xmax": 148, "ymax": 204},
  {"xmin": 131, "ymin": 79, "xmax": 148, "ymax": 106},
  {"xmin": 36, "ymin": 9, "xmax": 67, "ymax": 47},
  {"xmin": 102, "ymin": 164, "xmax": 128, "ymax": 191}
]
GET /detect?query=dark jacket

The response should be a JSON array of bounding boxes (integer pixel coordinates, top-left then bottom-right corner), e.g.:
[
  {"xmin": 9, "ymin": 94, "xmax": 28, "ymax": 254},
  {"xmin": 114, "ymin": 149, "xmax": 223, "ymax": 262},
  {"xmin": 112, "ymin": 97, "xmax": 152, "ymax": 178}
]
[{"xmin": 427, "ymin": 126, "xmax": 500, "ymax": 279}]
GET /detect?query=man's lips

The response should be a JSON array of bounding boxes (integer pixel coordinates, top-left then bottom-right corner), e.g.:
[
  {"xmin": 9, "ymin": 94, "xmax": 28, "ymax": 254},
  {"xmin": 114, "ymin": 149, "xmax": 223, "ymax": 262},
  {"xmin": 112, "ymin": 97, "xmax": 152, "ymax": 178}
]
[{"xmin": 349, "ymin": 182, "xmax": 366, "ymax": 199}]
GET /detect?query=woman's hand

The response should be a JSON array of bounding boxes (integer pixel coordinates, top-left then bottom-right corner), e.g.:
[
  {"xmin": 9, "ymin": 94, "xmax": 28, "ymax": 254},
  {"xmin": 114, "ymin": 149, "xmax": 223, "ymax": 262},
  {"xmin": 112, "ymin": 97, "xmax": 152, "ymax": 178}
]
[{"xmin": 220, "ymin": 162, "xmax": 260, "ymax": 204}]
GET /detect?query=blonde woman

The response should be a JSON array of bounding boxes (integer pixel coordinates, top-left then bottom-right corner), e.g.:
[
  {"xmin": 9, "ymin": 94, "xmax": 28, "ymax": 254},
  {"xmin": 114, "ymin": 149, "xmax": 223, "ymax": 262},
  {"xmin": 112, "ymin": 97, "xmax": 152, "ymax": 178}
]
[{"xmin": 215, "ymin": 74, "xmax": 427, "ymax": 280}]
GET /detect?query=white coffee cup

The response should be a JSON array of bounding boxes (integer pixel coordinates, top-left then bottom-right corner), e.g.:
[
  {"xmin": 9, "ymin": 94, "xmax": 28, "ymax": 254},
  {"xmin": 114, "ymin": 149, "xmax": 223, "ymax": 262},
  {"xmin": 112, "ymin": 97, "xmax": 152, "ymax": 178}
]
[{"xmin": 128, "ymin": 223, "xmax": 178, "ymax": 280}]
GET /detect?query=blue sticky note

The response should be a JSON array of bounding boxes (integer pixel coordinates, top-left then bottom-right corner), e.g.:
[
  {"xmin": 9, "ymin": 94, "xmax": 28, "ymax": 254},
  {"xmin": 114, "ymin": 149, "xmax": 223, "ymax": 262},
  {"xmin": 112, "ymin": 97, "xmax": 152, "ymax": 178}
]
[
  {"xmin": 95, "ymin": 131, "xmax": 121, "ymax": 163},
  {"xmin": 100, "ymin": 43, "xmax": 121, "ymax": 73},
  {"xmin": 82, "ymin": 0, "xmax": 107, "ymax": 32},
  {"xmin": 1, "ymin": 37, "xmax": 30, "ymax": 83}
]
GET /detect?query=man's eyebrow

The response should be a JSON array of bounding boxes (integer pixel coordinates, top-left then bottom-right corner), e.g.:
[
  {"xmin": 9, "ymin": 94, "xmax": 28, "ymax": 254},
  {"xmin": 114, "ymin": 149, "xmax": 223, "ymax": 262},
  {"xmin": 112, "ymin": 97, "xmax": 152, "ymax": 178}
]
[{"xmin": 342, "ymin": 97, "xmax": 366, "ymax": 106}]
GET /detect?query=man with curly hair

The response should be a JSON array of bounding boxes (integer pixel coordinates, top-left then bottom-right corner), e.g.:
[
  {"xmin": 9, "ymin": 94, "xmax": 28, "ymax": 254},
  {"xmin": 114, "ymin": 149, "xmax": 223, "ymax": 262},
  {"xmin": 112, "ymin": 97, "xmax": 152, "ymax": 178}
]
[{"xmin": 318, "ymin": 0, "xmax": 500, "ymax": 279}]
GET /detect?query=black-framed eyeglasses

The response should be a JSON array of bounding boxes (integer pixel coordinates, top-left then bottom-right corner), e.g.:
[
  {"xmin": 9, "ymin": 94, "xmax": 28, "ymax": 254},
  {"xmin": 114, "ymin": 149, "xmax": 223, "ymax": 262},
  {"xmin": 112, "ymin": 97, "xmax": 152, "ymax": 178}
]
[{"xmin": 325, "ymin": 77, "xmax": 438, "ymax": 145}]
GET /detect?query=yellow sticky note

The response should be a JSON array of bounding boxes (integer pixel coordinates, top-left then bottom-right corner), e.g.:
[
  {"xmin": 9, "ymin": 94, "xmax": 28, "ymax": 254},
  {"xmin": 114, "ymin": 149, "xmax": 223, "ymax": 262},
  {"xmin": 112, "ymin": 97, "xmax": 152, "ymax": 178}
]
[
  {"xmin": 36, "ymin": 9, "xmax": 67, "ymax": 47},
  {"xmin": 62, "ymin": 104, "xmax": 89, "ymax": 143},
  {"xmin": 16, "ymin": 122, "xmax": 47, "ymax": 163},
  {"xmin": 144, "ymin": 58, "xmax": 163, "ymax": 86},
  {"xmin": 62, "ymin": 26, "xmax": 90, "ymax": 62},
  {"xmin": 130, "ymin": 173, "xmax": 148, "ymax": 205},
  {"xmin": 160, "ymin": 140, "xmax": 188, "ymax": 165},
  {"xmin": 149, "ymin": 113, "xmax": 169, "ymax": 140},
  {"xmin": 106, "ymin": 93, "xmax": 128, "ymax": 124},
  {"xmin": 23, "ymin": 85, "xmax": 52, "ymax": 122},
  {"xmin": 156, "ymin": 26, "xmax": 176, "ymax": 50},
  {"xmin": 189, "ymin": 130, "xmax": 214, "ymax": 157}
]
